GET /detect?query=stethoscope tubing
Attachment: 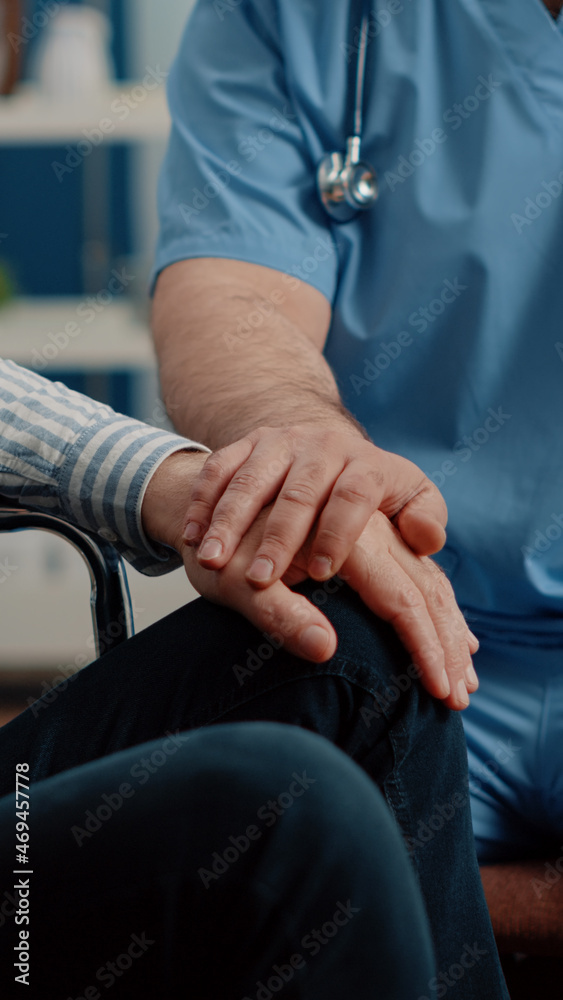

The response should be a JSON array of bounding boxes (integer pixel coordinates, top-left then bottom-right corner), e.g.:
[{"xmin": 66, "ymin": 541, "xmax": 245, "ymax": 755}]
[{"xmin": 317, "ymin": 1, "xmax": 378, "ymax": 221}]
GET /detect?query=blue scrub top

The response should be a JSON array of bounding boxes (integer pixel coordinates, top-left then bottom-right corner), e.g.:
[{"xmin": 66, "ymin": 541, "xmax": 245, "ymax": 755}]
[{"xmin": 153, "ymin": 0, "xmax": 563, "ymax": 641}]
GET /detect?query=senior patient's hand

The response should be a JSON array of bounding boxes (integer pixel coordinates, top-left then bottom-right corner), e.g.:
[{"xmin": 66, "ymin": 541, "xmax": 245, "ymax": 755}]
[
  {"xmin": 181, "ymin": 513, "xmax": 338, "ymax": 663},
  {"xmin": 184, "ymin": 508, "xmax": 478, "ymax": 712},
  {"xmin": 338, "ymin": 513, "xmax": 478, "ymax": 710},
  {"xmin": 143, "ymin": 447, "xmax": 478, "ymax": 710}
]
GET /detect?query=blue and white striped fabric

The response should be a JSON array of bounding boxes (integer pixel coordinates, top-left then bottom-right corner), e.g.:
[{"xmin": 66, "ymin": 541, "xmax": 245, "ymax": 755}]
[{"xmin": 0, "ymin": 359, "xmax": 208, "ymax": 575}]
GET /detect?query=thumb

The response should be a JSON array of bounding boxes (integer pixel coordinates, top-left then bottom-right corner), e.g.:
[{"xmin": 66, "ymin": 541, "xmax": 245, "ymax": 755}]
[
  {"xmin": 394, "ymin": 503, "xmax": 447, "ymax": 555},
  {"xmin": 377, "ymin": 453, "xmax": 448, "ymax": 555}
]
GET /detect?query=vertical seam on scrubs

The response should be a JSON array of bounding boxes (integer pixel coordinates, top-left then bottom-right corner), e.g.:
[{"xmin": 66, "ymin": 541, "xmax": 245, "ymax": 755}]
[
  {"xmin": 534, "ymin": 670, "xmax": 554, "ymax": 823},
  {"xmin": 540, "ymin": 668, "xmax": 563, "ymax": 826}
]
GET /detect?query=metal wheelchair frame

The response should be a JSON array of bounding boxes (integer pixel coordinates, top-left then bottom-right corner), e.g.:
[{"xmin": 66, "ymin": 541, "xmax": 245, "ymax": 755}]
[{"xmin": 0, "ymin": 501, "xmax": 134, "ymax": 658}]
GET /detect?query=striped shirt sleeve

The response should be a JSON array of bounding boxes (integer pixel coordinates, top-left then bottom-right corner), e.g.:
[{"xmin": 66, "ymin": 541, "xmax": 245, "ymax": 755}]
[{"xmin": 0, "ymin": 359, "xmax": 210, "ymax": 576}]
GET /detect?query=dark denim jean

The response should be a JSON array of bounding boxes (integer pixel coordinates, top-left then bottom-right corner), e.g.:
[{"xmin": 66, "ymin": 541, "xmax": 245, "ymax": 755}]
[{"xmin": 0, "ymin": 581, "xmax": 508, "ymax": 999}]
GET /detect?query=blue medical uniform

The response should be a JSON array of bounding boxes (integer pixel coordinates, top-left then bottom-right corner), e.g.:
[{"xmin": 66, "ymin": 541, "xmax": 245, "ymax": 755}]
[{"xmin": 153, "ymin": 0, "xmax": 563, "ymax": 860}]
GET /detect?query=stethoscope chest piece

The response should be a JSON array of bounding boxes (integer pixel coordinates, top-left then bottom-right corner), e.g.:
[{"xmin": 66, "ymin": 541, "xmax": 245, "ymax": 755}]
[{"xmin": 317, "ymin": 141, "xmax": 378, "ymax": 223}]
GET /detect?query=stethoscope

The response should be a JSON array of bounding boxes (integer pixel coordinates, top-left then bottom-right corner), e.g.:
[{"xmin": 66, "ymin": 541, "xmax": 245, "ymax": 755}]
[{"xmin": 317, "ymin": 6, "xmax": 378, "ymax": 222}]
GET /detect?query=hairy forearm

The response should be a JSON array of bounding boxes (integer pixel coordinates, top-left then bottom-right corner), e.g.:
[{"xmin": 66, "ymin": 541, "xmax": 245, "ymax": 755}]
[
  {"xmin": 152, "ymin": 259, "xmax": 367, "ymax": 449},
  {"xmin": 150, "ymin": 261, "xmax": 476, "ymax": 707}
]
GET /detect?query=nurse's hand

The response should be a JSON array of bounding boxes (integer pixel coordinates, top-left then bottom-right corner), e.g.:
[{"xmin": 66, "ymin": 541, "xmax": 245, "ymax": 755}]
[
  {"xmin": 183, "ymin": 425, "xmax": 449, "ymax": 576},
  {"xmin": 181, "ymin": 507, "xmax": 478, "ymax": 712}
]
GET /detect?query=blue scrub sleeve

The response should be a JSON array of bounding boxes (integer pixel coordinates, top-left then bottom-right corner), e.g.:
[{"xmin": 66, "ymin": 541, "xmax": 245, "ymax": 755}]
[{"xmin": 152, "ymin": 0, "xmax": 339, "ymax": 302}]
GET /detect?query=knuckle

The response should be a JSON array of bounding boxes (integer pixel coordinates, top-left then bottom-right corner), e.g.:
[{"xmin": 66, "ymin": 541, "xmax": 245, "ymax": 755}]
[
  {"xmin": 188, "ymin": 487, "xmax": 211, "ymax": 508},
  {"xmin": 417, "ymin": 643, "xmax": 441, "ymax": 666},
  {"xmin": 259, "ymin": 525, "xmax": 294, "ymax": 554},
  {"xmin": 412, "ymin": 479, "xmax": 448, "ymax": 516},
  {"xmin": 390, "ymin": 586, "xmax": 424, "ymax": 615},
  {"xmin": 258, "ymin": 604, "xmax": 281, "ymax": 636},
  {"xmin": 259, "ymin": 601, "xmax": 297, "ymax": 639},
  {"xmin": 332, "ymin": 478, "xmax": 372, "ymax": 507},
  {"xmin": 386, "ymin": 462, "xmax": 436, "ymax": 516},
  {"xmin": 283, "ymin": 426, "xmax": 303, "ymax": 450},
  {"xmin": 428, "ymin": 576, "xmax": 452, "ymax": 611},
  {"xmin": 289, "ymin": 425, "xmax": 329, "ymax": 453},
  {"xmin": 279, "ymin": 481, "xmax": 319, "ymax": 508},
  {"xmin": 305, "ymin": 460, "xmax": 329, "ymax": 483},
  {"xmin": 249, "ymin": 427, "xmax": 270, "ymax": 442},
  {"xmin": 197, "ymin": 454, "xmax": 229, "ymax": 485},
  {"xmin": 398, "ymin": 485, "xmax": 429, "ymax": 516},
  {"xmin": 189, "ymin": 482, "xmax": 215, "ymax": 507},
  {"xmin": 314, "ymin": 525, "xmax": 345, "ymax": 549},
  {"xmin": 202, "ymin": 511, "xmax": 236, "ymax": 533},
  {"xmin": 229, "ymin": 470, "xmax": 265, "ymax": 494},
  {"xmin": 400, "ymin": 587, "xmax": 425, "ymax": 611},
  {"xmin": 238, "ymin": 432, "xmax": 257, "ymax": 450},
  {"xmin": 363, "ymin": 465, "xmax": 385, "ymax": 490}
]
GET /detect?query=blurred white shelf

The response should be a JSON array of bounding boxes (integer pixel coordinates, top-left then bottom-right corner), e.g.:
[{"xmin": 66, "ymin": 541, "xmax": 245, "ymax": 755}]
[
  {"xmin": 0, "ymin": 82, "xmax": 171, "ymax": 144},
  {"xmin": 0, "ymin": 531, "xmax": 198, "ymax": 672},
  {"xmin": 0, "ymin": 297, "xmax": 157, "ymax": 371}
]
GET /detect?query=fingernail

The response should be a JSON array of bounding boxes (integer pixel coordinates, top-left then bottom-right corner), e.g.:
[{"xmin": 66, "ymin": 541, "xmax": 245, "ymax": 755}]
[
  {"xmin": 309, "ymin": 555, "xmax": 333, "ymax": 579},
  {"xmin": 183, "ymin": 522, "xmax": 201, "ymax": 543},
  {"xmin": 247, "ymin": 557, "xmax": 274, "ymax": 583},
  {"xmin": 439, "ymin": 668, "xmax": 451, "ymax": 698},
  {"xmin": 198, "ymin": 538, "xmax": 223, "ymax": 561},
  {"xmin": 300, "ymin": 625, "xmax": 330, "ymax": 660},
  {"xmin": 456, "ymin": 679, "xmax": 470, "ymax": 708},
  {"xmin": 465, "ymin": 663, "xmax": 479, "ymax": 689}
]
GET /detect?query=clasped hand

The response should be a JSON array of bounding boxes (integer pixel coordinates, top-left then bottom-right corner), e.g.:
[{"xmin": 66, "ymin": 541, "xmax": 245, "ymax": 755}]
[{"xmin": 181, "ymin": 426, "xmax": 478, "ymax": 710}]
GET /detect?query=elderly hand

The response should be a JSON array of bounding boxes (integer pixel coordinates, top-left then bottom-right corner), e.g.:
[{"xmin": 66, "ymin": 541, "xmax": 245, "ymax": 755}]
[
  {"xmin": 143, "ymin": 440, "xmax": 478, "ymax": 710},
  {"xmin": 184, "ymin": 507, "xmax": 478, "ymax": 712}
]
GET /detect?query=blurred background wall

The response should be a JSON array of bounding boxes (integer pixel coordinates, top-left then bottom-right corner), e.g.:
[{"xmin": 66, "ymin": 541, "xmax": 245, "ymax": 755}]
[{"xmin": 0, "ymin": 0, "xmax": 199, "ymax": 709}]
